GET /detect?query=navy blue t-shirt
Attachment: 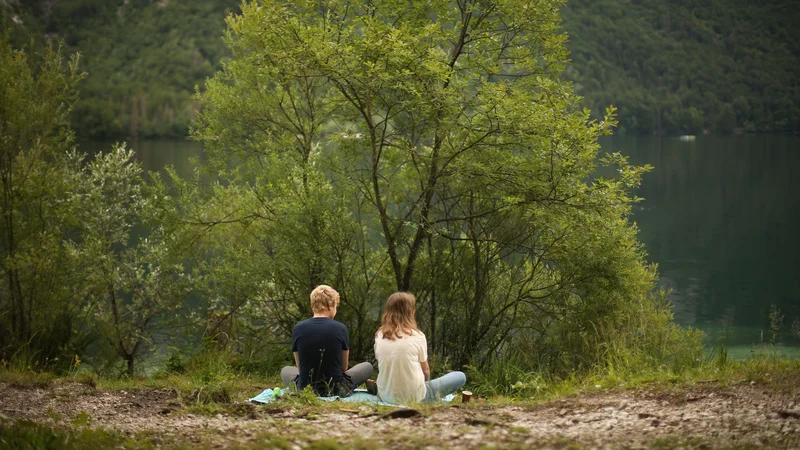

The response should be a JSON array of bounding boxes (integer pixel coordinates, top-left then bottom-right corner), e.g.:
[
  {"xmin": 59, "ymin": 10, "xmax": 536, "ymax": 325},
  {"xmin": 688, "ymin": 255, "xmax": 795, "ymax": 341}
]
[{"xmin": 291, "ymin": 317, "xmax": 350, "ymax": 395}]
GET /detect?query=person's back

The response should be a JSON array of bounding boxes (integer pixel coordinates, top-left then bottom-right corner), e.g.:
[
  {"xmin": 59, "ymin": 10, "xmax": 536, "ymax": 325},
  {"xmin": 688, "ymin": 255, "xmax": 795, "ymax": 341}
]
[
  {"xmin": 280, "ymin": 285, "xmax": 374, "ymax": 397},
  {"xmin": 373, "ymin": 292, "xmax": 466, "ymax": 404},
  {"xmin": 374, "ymin": 329, "xmax": 427, "ymax": 403},
  {"xmin": 292, "ymin": 317, "xmax": 348, "ymax": 395}
]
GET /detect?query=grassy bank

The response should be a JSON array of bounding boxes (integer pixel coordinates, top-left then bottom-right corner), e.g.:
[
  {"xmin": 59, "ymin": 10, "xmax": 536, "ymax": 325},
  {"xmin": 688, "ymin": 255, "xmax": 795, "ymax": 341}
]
[
  {"xmin": 3, "ymin": 344, "xmax": 798, "ymax": 405},
  {"xmin": 0, "ymin": 347, "xmax": 800, "ymax": 449}
]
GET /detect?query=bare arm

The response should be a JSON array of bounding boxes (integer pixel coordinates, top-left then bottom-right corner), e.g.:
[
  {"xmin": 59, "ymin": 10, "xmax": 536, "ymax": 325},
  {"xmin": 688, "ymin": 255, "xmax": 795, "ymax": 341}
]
[
  {"xmin": 341, "ymin": 350, "xmax": 349, "ymax": 372},
  {"xmin": 294, "ymin": 352, "xmax": 300, "ymax": 370},
  {"xmin": 420, "ymin": 360, "xmax": 430, "ymax": 381}
]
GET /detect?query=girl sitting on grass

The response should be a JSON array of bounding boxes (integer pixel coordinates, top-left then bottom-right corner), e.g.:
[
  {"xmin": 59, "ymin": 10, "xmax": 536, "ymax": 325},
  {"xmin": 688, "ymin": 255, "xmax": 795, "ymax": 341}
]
[{"xmin": 372, "ymin": 292, "xmax": 466, "ymax": 404}]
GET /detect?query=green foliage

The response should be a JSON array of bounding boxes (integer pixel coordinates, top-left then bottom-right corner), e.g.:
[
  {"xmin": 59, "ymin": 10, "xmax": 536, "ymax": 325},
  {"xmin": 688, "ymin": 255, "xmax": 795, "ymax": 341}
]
[
  {"xmin": 768, "ymin": 304, "xmax": 784, "ymax": 345},
  {"xmin": 0, "ymin": 366, "xmax": 57, "ymax": 389},
  {"xmin": 0, "ymin": 35, "xmax": 86, "ymax": 371},
  {"xmin": 152, "ymin": 348, "xmax": 251, "ymax": 405},
  {"xmin": 163, "ymin": 351, "xmax": 187, "ymax": 375},
  {"xmin": 66, "ymin": 144, "xmax": 194, "ymax": 376},
  {"xmin": 188, "ymin": 0, "xmax": 701, "ymax": 377},
  {"xmin": 0, "ymin": 36, "xmax": 198, "ymax": 374},
  {"xmin": 467, "ymin": 352, "xmax": 548, "ymax": 398},
  {"xmin": 307, "ymin": 440, "xmax": 347, "ymax": 450},
  {"xmin": 561, "ymin": 0, "xmax": 800, "ymax": 135},
  {"xmin": 0, "ymin": 420, "xmax": 151, "ymax": 450},
  {"xmin": 69, "ymin": 411, "xmax": 91, "ymax": 428},
  {"xmin": 469, "ymin": 339, "xmax": 800, "ymax": 401},
  {"xmin": 709, "ymin": 332, "xmax": 731, "ymax": 370},
  {"xmin": 1, "ymin": 0, "xmax": 239, "ymax": 138},
  {"xmin": 0, "ymin": 0, "xmax": 713, "ymax": 384},
  {"xmin": 4, "ymin": 0, "xmax": 798, "ymax": 137}
]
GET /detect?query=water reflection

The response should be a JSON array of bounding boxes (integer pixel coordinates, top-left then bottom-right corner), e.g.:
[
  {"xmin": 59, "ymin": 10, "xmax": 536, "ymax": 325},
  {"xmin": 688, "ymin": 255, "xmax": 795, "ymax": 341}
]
[
  {"xmin": 79, "ymin": 139, "xmax": 203, "ymax": 179},
  {"xmin": 600, "ymin": 135, "xmax": 800, "ymax": 349}
]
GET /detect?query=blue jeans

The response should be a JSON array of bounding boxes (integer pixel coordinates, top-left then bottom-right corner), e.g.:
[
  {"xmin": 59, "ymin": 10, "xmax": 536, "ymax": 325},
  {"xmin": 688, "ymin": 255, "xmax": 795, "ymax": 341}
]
[{"xmin": 423, "ymin": 371, "xmax": 466, "ymax": 402}]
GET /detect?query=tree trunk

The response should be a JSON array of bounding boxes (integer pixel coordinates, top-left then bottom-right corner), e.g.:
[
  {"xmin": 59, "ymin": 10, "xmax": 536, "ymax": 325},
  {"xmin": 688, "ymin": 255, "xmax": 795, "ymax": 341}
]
[
  {"xmin": 126, "ymin": 354, "xmax": 135, "ymax": 376},
  {"xmin": 427, "ymin": 235, "xmax": 437, "ymax": 357}
]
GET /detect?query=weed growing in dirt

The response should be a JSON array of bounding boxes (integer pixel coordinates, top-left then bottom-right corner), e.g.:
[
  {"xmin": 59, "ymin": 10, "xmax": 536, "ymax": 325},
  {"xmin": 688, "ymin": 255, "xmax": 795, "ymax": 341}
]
[
  {"xmin": 245, "ymin": 434, "xmax": 295, "ymax": 450},
  {"xmin": 769, "ymin": 303, "xmax": 785, "ymax": 345},
  {"xmin": 0, "ymin": 420, "xmax": 153, "ymax": 450},
  {"xmin": 0, "ymin": 368, "xmax": 56, "ymax": 389},
  {"xmin": 88, "ymin": 349, "xmax": 280, "ymax": 409},
  {"xmin": 306, "ymin": 439, "xmax": 346, "ymax": 450}
]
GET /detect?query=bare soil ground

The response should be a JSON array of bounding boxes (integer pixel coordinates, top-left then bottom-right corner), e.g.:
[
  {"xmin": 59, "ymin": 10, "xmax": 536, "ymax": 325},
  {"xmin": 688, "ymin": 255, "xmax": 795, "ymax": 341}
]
[{"xmin": 1, "ymin": 379, "xmax": 799, "ymax": 449}]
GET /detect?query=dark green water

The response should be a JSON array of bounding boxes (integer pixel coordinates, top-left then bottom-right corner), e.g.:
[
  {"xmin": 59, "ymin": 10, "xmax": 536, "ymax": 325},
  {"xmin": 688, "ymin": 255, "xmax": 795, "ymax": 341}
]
[
  {"xmin": 84, "ymin": 136, "xmax": 800, "ymax": 357},
  {"xmin": 600, "ymin": 135, "xmax": 800, "ymax": 358}
]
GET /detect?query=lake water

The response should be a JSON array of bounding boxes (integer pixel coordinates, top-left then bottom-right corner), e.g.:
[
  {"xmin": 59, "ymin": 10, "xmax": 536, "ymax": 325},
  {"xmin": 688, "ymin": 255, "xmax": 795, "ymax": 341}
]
[
  {"xmin": 83, "ymin": 136, "xmax": 800, "ymax": 358},
  {"xmin": 600, "ymin": 135, "xmax": 800, "ymax": 359}
]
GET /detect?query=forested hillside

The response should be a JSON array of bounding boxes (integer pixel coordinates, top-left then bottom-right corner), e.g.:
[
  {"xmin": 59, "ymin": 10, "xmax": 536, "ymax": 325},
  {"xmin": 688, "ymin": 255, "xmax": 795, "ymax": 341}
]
[
  {"xmin": 1, "ymin": 0, "xmax": 237, "ymax": 138},
  {"xmin": 561, "ymin": 0, "xmax": 800, "ymax": 135},
  {"xmin": 2, "ymin": 0, "xmax": 798, "ymax": 137}
]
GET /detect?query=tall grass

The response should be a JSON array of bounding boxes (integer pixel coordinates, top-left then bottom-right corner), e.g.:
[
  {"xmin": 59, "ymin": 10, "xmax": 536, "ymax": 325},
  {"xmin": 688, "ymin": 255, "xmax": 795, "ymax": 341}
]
[
  {"xmin": 92, "ymin": 347, "xmax": 284, "ymax": 405},
  {"xmin": 469, "ymin": 337, "xmax": 800, "ymax": 403}
]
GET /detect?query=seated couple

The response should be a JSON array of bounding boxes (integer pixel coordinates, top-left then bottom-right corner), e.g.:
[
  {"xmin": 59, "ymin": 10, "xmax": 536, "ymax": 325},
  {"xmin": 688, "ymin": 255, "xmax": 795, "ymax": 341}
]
[{"xmin": 281, "ymin": 286, "xmax": 466, "ymax": 403}]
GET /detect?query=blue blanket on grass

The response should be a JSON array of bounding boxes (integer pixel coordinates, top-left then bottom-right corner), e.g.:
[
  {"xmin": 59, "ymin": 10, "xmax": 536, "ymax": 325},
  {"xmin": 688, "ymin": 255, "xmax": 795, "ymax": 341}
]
[{"xmin": 248, "ymin": 388, "xmax": 455, "ymax": 407}]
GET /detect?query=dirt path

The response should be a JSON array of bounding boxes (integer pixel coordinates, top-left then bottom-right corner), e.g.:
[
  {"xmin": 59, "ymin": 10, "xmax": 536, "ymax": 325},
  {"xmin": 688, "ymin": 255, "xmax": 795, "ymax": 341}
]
[{"xmin": 1, "ymin": 380, "xmax": 799, "ymax": 448}]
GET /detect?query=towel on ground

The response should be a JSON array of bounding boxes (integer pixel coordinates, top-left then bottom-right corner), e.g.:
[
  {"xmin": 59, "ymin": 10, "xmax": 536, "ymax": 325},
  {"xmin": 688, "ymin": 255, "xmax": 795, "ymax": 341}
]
[{"xmin": 248, "ymin": 388, "xmax": 455, "ymax": 407}]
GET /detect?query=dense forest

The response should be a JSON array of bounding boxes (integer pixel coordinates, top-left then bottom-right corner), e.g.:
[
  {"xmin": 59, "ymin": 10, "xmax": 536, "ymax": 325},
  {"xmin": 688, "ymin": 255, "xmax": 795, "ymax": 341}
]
[
  {"xmin": 1, "ymin": 0, "xmax": 798, "ymax": 138},
  {"xmin": 1, "ymin": 0, "xmax": 703, "ymax": 379},
  {"xmin": 1, "ymin": 0, "xmax": 237, "ymax": 138},
  {"xmin": 561, "ymin": 0, "xmax": 800, "ymax": 135}
]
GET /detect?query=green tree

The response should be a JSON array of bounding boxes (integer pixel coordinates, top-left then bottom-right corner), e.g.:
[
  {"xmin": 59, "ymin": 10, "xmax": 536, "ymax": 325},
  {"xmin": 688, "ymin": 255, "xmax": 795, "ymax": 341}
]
[
  {"xmin": 67, "ymin": 145, "xmax": 193, "ymax": 375},
  {"xmin": 193, "ymin": 0, "xmax": 698, "ymax": 370},
  {"xmin": 0, "ymin": 35, "xmax": 85, "ymax": 366},
  {"xmin": 716, "ymin": 103, "xmax": 737, "ymax": 134}
]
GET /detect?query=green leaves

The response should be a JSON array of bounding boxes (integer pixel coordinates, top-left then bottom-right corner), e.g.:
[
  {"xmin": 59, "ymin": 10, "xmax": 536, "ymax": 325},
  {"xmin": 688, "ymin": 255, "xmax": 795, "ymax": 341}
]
[
  {"xmin": 191, "ymin": 0, "xmax": 693, "ymax": 372},
  {"xmin": 561, "ymin": 0, "xmax": 800, "ymax": 134},
  {"xmin": 0, "ymin": 36, "xmax": 85, "ymax": 369},
  {"xmin": 68, "ymin": 144, "xmax": 194, "ymax": 375}
]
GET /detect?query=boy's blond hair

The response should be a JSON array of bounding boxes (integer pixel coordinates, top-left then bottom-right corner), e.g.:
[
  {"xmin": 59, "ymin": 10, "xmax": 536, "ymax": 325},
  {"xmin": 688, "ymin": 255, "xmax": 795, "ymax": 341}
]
[{"xmin": 310, "ymin": 285, "xmax": 340, "ymax": 313}]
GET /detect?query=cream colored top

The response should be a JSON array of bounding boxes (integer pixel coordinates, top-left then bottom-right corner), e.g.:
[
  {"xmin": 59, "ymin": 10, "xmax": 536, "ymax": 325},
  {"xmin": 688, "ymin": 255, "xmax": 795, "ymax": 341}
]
[{"xmin": 374, "ymin": 330, "xmax": 428, "ymax": 404}]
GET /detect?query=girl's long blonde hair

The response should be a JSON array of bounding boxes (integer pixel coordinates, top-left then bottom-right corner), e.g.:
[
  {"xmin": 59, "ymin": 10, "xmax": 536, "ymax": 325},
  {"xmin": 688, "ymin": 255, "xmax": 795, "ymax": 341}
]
[{"xmin": 378, "ymin": 292, "xmax": 420, "ymax": 340}]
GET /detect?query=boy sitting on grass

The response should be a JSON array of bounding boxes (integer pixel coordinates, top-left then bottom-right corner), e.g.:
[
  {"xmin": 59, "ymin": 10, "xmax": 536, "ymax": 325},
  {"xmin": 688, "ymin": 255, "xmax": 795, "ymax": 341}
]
[{"xmin": 280, "ymin": 285, "xmax": 373, "ymax": 397}]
